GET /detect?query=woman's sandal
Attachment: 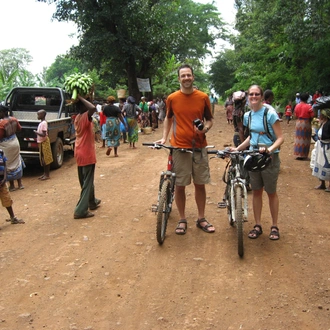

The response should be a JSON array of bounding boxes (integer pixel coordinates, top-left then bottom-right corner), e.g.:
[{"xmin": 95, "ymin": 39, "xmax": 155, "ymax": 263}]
[
  {"xmin": 196, "ymin": 218, "xmax": 215, "ymax": 233},
  {"xmin": 175, "ymin": 219, "xmax": 187, "ymax": 235},
  {"xmin": 248, "ymin": 224, "xmax": 263, "ymax": 239},
  {"xmin": 269, "ymin": 226, "xmax": 280, "ymax": 240}
]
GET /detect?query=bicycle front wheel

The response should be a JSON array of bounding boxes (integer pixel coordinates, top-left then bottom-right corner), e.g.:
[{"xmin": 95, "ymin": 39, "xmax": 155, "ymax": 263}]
[
  {"xmin": 235, "ymin": 186, "xmax": 244, "ymax": 257},
  {"xmin": 156, "ymin": 180, "xmax": 171, "ymax": 245}
]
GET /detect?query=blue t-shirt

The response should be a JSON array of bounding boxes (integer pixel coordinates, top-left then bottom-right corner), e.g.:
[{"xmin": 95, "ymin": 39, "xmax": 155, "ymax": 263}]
[{"xmin": 243, "ymin": 106, "xmax": 279, "ymax": 153}]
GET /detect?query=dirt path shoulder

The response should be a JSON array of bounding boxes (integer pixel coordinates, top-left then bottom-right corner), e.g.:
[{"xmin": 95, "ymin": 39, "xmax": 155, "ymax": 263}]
[{"xmin": 0, "ymin": 105, "xmax": 329, "ymax": 330}]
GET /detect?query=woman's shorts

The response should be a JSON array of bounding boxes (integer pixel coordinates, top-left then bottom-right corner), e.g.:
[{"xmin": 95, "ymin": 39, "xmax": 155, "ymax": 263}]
[{"xmin": 249, "ymin": 153, "xmax": 280, "ymax": 194}]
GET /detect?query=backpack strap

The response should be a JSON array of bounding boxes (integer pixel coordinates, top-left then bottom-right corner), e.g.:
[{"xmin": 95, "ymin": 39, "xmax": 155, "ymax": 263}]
[{"xmin": 248, "ymin": 107, "xmax": 275, "ymax": 142}]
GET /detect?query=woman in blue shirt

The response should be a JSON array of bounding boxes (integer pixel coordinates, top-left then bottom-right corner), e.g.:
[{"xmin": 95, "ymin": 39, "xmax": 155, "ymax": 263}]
[{"xmin": 232, "ymin": 85, "xmax": 284, "ymax": 241}]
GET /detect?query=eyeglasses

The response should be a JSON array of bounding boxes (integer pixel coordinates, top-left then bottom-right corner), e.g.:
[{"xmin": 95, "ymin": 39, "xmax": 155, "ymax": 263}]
[{"xmin": 248, "ymin": 93, "xmax": 261, "ymax": 97}]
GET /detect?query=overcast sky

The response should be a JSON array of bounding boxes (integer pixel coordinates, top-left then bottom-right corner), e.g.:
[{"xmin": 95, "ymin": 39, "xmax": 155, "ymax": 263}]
[{"xmin": 1, "ymin": 0, "xmax": 236, "ymax": 75}]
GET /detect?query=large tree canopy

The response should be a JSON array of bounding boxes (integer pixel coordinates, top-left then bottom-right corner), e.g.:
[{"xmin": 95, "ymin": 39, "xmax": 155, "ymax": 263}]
[{"xmin": 38, "ymin": 0, "xmax": 226, "ymax": 99}]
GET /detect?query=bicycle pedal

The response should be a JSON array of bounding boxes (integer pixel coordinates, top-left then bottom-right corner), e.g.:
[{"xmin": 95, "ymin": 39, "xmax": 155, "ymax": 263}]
[
  {"xmin": 151, "ymin": 204, "xmax": 158, "ymax": 212},
  {"xmin": 217, "ymin": 202, "xmax": 227, "ymax": 208}
]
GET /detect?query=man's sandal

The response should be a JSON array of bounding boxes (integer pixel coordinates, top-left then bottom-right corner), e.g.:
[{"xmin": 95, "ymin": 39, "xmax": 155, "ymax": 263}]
[
  {"xmin": 9, "ymin": 217, "xmax": 25, "ymax": 224},
  {"xmin": 196, "ymin": 218, "xmax": 215, "ymax": 233},
  {"xmin": 175, "ymin": 219, "xmax": 187, "ymax": 235},
  {"xmin": 269, "ymin": 226, "xmax": 280, "ymax": 240},
  {"xmin": 248, "ymin": 224, "xmax": 263, "ymax": 239}
]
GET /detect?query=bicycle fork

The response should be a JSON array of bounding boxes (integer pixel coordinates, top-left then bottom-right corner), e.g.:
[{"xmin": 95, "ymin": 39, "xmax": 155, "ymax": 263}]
[
  {"xmin": 152, "ymin": 172, "xmax": 175, "ymax": 213},
  {"xmin": 230, "ymin": 179, "xmax": 248, "ymax": 222}
]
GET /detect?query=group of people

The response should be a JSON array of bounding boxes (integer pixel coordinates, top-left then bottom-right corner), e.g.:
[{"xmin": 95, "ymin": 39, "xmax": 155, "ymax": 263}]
[
  {"xmin": 94, "ymin": 95, "xmax": 167, "ymax": 156},
  {"xmin": 0, "ymin": 104, "xmax": 54, "ymax": 227}
]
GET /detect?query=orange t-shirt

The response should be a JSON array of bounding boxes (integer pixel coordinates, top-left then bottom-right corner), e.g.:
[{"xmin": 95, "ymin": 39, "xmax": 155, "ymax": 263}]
[
  {"xmin": 74, "ymin": 111, "xmax": 96, "ymax": 166},
  {"xmin": 166, "ymin": 90, "xmax": 213, "ymax": 148}
]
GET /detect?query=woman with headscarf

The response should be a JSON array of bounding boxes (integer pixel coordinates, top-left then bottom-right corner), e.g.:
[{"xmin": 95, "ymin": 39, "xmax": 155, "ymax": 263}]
[
  {"xmin": 103, "ymin": 96, "xmax": 128, "ymax": 157},
  {"xmin": 312, "ymin": 108, "xmax": 330, "ymax": 191},
  {"xmin": 0, "ymin": 105, "xmax": 25, "ymax": 191},
  {"xmin": 123, "ymin": 96, "xmax": 142, "ymax": 149}
]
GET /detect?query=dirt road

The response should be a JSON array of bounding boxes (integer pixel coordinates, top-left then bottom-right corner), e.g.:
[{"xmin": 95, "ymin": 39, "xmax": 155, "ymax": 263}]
[{"xmin": 0, "ymin": 105, "xmax": 329, "ymax": 330}]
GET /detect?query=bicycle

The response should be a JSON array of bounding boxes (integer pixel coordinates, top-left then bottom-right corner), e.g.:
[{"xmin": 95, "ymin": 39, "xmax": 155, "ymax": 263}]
[
  {"xmin": 208, "ymin": 148, "xmax": 259, "ymax": 257},
  {"xmin": 143, "ymin": 143, "xmax": 192, "ymax": 244}
]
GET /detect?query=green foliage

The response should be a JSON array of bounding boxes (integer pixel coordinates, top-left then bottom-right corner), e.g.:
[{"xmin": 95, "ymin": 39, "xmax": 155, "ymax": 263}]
[
  {"xmin": 39, "ymin": 0, "xmax": 225, "ymax": 99},
  {"xmin": 210, "ymin": 0, "xmax": 330, "ymax": 103}
]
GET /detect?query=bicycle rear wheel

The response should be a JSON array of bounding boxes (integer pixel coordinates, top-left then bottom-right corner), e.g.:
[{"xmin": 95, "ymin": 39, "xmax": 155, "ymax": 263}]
[
  {"xmin": 235, "ymin": 186, "xmax": 244, "ymax": 257},
  {"xmin": 156, "ymin": 180, "xmax": 171, "ymax": 244}
]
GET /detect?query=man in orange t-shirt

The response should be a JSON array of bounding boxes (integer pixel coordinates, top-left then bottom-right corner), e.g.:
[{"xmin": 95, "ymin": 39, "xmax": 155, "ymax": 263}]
[
  {"xmin": 156, "ymin": 64, "xmax": 215, "ymax": 235},
  {"xmin": 73, "ymin": 95, "xmax": 101, "ymax": 219}
]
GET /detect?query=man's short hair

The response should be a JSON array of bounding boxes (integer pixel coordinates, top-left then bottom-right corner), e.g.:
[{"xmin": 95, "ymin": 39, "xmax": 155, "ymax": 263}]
[{"xmin": 177, "ymin": 64, "xmax": 194, "ymax": 76}]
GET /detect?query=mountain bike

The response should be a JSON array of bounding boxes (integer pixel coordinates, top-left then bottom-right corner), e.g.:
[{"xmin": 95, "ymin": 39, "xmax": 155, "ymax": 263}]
[
  {"xmin": 143, "ymin": 143, "xmax": 191, "ymax": 244},
  {"xmin": 208, "ymin": 149, "xmax": 258, "ymax": 257}
]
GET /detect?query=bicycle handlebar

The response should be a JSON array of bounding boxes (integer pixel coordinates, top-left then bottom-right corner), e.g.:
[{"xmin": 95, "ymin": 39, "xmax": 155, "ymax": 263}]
[
  {"xmin": 143, "ymin": 143, "xmax": 214, "ymax": 153},
  {"xmin": 207, "ymin": 148, "xmax": 260, "ymax": 158}
]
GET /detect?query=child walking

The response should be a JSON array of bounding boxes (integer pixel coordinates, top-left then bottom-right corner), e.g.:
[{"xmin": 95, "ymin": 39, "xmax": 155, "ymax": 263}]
[
  {"xmin": 34, "ymin": 110, "xmax": 53, "ymax": 180},
  {"xmin": 285, "ymin": 101, "xmax": 292, "ymax": 124}
]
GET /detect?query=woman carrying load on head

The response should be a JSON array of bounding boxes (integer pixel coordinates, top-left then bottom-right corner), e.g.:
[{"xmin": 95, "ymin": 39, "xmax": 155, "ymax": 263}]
[
  {"xmin": 123, "ymin": 96, "xmax": 142, "ymax": 149},
  {"xmin": 231, "ymin": 85, "xmax": 284, "ymax": 241},
  {"xmin": 0, "ymin": 105, "xmax": 25, "ymax": 191},
  {"xmin": 103, "ymin": 96, "xmax": 128, "ymax": 157}
]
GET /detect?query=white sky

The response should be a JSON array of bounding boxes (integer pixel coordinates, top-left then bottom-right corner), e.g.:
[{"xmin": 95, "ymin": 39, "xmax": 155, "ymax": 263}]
[{"xmin": 1, "ymin": 0, "xmax": 236, "ymax": 75}]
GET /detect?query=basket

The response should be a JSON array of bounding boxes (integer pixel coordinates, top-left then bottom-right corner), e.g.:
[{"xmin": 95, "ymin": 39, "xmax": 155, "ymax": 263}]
[
  {"xmin": 117, "ymin": 89, "xmax": 126, "ymax": 99},
  {"xmin": 143, "ymin": 127, "xmax": 152, "ymax": 134}
]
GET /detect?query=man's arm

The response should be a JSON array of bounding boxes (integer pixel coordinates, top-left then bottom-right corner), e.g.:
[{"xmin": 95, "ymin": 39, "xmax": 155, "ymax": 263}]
[{"xmin": 155, "ymin": 116, "xmax": 173, "ymax": 144}]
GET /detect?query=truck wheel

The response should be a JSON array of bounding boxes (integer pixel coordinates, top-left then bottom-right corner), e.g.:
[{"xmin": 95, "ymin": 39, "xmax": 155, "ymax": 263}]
[{"xmin": 51, "ymin": 138, "xmax": 64, "ymax": 169}]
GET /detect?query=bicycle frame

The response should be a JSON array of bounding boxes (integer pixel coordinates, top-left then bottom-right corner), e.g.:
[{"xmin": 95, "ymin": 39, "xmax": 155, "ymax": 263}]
[
  {"xmin": 228, "ymin": 154, "xmax": 248, "ymax": 222},
  {"xmin": 209, "ymin": 148, "xmax": 259, "ymax": 257}
]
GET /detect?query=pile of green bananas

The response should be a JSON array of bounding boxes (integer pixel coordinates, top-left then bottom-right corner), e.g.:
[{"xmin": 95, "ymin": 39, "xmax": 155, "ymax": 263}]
[{"xmin": 64, "ymin": 73, "xmax": 93, "ymax": 100}]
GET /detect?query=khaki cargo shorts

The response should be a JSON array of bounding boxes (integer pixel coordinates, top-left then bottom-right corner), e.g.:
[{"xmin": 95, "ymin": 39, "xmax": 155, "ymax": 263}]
[
  {"xmin": 249, "ymin": 153, "xmax": 280, "ymax": 194},
  {"xmin": 172, "ymin": 148, "xmax": 210, "ymax": 186}
]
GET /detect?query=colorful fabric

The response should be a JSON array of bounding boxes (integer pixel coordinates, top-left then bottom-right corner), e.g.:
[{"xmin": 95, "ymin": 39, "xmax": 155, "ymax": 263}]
[
  {"xmin": 0, "ymin": 183, "xmax": 13, "ymax": 208},
  {"xmin": 166, "ymin": 90, "xmax": 213, "ymax": 149},
  {"xmin": 0, "ymin": 117, "xmax": 21, "ymax": 140},
  {"xmin": 104, "ymin": 117, "xmax": 121, "ymax": 147},
  {"xmin": 39, "ymin": 136, "xmax": 53, "ymax": 166},
  {"xmin": 0, "ymin": 117, "xmax": 24, "ymax": 181},
  {"xmin": 127, "ymin": 118, "xmax": 138, "ymax": 143},
  {"xmin": 312, "ymin": 123, "xmax": 330, "ymax": 180},
  {"xmin": 294, "ymin": 118, "xmax": 312, "ymax": 158},
  {"xmin": 0, "ymin": 135, "xmax": 22, "ymax": 173},
  {"xmin": 74, "ymin": 111, "xmax": 96, "ymax": 166}
]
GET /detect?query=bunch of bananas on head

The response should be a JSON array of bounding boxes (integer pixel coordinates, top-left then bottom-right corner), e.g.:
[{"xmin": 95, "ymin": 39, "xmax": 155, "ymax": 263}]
[{"xmin": 64, "ymin": 73, "xmax": 93, "ymax": 100}]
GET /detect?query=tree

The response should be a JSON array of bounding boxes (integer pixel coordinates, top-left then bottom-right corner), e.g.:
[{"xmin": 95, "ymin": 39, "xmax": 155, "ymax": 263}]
[
  {"xmin": 0, "ymin": 48, "xmax": 36, "ymax": 100},
  {"xmin": 38, "ymin": 0, "xmax": 226, "ymax": 100}
]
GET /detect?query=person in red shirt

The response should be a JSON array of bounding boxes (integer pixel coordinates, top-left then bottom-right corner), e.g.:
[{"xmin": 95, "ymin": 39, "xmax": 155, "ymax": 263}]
[
  {"xmin": 285, "ymin": 101, "xmax": 292, "ymax": 124},
  {"xmin": 73, "ymin": 95, "xmax": 101, "ymax": 219},
  {"xmin": 312, "ymin": 90, "xmax": 322, "ymax": 104},
  {"xmin": 156, "ymin": 64, "xmax": 215, "ymax": 235},
  {"xmin": 293, "ymin": 93, "xmax": 315, "ymax": 160}
]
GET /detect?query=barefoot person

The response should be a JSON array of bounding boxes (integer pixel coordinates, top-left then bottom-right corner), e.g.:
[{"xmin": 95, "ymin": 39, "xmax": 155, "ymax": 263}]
[
  {"xmin": 73, "ymin": 95, "xmax": 101, "ymax": 219},
  {"xmin": 34, "ymin": 110, "xmax": 53, "ymax": 180},
  {"xmin": 156, "ymin": 64, "xmax": 215, "ymax": 235}
]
